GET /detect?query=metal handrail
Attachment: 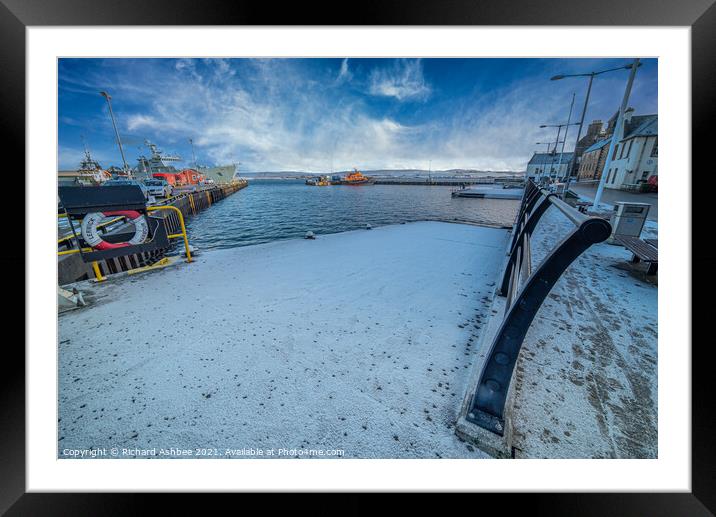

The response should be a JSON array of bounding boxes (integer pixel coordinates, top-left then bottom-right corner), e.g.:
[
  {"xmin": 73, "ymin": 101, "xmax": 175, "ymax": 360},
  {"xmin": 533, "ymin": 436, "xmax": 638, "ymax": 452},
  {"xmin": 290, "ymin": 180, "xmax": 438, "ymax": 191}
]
[
  {"xmin": 465, "ymin": 180, "xmax": 611, "ymax": 435},
  {"xmin": 147, "ymin": 205, "xmax": 192, "ymax": 262}
]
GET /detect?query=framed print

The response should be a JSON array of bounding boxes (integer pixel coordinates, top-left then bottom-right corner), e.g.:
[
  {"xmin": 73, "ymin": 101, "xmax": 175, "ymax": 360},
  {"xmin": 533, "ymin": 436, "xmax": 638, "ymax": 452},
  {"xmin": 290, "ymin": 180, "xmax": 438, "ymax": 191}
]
[{"xmin": 6, "ymin": 0, "xmax": 713, "ymax": 512}]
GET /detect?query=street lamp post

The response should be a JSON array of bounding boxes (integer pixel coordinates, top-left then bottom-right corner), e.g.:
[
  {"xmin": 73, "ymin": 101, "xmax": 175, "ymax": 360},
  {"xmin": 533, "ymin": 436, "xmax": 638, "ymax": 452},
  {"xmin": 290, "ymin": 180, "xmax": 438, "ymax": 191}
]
[
  {"xmin": 556, "ymin": 93, "xmax": 576, "ymax": 182},
  {"xmin": 550, "ymin": 61, "xmax": 642, "ymax": 184},
  {"xmin": 593, "ymin": 58, "xmax": 641, "ymax": 208},
  {"xmin": 535, "ymin": 142, "xmax": 561, "ymax": 180},
  {"xmin": 540, "ymin": 122, "xmax": 578, "ymax": 183},
  {"xmin": 99, "ymin": 91, "xmax": 130, "ymax": 175}
]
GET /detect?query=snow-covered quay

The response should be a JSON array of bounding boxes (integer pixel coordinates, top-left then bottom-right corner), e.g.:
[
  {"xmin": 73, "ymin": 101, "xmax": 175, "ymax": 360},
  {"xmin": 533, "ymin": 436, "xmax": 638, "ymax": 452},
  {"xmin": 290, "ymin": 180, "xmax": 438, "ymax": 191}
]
[
  {"xmin": 59, "ymin": 221, "xmax": 508, "ymax": 458},
  {"xmin": 58, "ymin": 214, "xmax": 658, "ymax": 459}
]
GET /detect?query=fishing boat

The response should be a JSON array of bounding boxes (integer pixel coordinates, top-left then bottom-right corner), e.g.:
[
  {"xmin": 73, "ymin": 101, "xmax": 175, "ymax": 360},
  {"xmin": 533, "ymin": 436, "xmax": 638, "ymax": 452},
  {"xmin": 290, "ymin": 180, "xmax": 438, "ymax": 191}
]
[{"xmin": 341, "ymin": 169, "xmax": 373, "ymax": 185}]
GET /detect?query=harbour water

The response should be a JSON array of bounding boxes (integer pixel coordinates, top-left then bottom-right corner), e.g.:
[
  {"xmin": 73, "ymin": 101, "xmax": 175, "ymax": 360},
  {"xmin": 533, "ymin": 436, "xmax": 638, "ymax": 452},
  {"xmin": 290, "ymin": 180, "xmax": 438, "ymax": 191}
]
[{"xmin": 185, "ymin": 180, "xmax": 520, "ymax": 250}]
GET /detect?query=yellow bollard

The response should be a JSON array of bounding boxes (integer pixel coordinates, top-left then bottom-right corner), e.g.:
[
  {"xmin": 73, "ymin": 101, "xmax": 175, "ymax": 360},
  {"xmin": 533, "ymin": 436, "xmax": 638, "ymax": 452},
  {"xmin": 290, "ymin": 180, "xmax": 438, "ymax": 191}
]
[{"xmin": 92, "ymin": 261, "xmax": 106, "ymax": 282}]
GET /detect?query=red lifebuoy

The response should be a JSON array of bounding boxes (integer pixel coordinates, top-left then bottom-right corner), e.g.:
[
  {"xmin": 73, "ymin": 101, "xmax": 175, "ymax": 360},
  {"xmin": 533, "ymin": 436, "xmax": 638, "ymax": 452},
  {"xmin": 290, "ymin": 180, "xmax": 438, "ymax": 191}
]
[{"xmin": 80, "ymin": 210, "xmax": 150, "ymax": 250}]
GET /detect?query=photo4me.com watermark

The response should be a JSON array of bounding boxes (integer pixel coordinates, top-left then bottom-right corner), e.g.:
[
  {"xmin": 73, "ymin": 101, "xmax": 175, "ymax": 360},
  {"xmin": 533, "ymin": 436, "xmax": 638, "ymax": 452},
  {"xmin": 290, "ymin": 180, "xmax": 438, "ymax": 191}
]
[{"xmin": 60, "ymin": 446, "xmax": 346, "ymax": 458}]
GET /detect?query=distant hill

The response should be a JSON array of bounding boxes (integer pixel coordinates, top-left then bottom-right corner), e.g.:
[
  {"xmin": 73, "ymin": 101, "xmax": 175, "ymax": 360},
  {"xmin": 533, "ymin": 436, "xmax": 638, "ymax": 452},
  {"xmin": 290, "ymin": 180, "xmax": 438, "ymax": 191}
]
[{"xmin": 243, "ymin": 169, "xmax": 524, "ymax": 179}]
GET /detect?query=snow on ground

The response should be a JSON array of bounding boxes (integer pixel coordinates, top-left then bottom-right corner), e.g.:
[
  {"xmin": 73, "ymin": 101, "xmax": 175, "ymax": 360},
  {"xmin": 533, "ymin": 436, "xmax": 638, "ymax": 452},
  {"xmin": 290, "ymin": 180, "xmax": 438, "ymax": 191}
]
[
  {"xmin": 509, "ymin": 208, "xmax": 658, "ymax": 458},
  {"xmin": 58, "ymin": 221, "xmax": 509, "ymax": 459}
]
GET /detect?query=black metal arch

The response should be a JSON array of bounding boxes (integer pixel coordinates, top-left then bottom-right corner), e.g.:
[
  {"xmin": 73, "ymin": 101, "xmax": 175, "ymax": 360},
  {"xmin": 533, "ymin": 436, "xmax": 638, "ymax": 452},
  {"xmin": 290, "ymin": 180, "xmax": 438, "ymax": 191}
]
[{"xmin": 466, "ymin": 182, "xmax": 612, "ymax": 435}]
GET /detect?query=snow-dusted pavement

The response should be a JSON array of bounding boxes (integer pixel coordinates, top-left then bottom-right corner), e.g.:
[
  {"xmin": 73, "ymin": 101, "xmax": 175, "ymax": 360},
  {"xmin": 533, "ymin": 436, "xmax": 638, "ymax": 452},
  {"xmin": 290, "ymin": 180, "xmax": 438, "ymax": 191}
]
[
  {"xmin": 58, "ymin": 221, "xmax": 509, "ymax": 458},
  {"xmin": 510, "ymin": 211, "xmax": 658, "ymax": 458}
]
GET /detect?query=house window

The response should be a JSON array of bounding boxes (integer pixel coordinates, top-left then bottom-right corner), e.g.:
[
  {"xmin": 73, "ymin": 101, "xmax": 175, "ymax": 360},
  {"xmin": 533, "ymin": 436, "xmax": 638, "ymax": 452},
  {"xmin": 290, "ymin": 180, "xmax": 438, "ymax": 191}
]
[
  {"xmin": 611, "ymin": 168, "xmax": 618, "ymax": 183},
  {"xmin": 625, "ymin": 140, "xmax": 633, "ymax": 159},
  {"xmin": 612, "ymin": 144, "xmax": 619, "ymax": 160},
  {"xmin": 641, "ymin": 171, "xmax": 649, "ymax": 180},
  {"xmin": 651, "ymin": 138, "xmax": 658, "ymax": 157},
  {"xmin": 605, "ymin": 169, "xmax": 612, "ymax": 183}
]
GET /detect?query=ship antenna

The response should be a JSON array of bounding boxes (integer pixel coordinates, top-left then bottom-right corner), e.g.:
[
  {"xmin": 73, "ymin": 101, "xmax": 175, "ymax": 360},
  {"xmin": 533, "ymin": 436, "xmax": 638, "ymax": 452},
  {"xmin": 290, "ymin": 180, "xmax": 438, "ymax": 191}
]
[
  {"xmin": 80, "ymin": 134, "xmax": 92, "ymax": 161},
  {"xmin": 189, "ymin": 138, "xmax": 197, "ymax": 169}
]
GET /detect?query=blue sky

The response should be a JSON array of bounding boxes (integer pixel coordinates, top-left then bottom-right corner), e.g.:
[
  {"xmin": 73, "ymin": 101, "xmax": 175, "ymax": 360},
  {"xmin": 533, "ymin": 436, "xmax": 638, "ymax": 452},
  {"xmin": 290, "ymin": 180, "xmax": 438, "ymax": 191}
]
[{"xmin": 58, "ymin": 58, "xmax": 657, "ymax": 172}]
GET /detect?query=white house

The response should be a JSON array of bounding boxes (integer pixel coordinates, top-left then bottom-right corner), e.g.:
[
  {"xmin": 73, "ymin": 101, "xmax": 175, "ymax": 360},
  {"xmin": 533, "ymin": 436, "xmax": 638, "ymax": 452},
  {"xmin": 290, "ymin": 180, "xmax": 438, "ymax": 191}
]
[
  {"xmin": 526, "ymin": 151, "xmax": 575, "ymax": 181},
  {"xmin": 602, "ymin": 112, "xmax": 657, "ymax": 190}
]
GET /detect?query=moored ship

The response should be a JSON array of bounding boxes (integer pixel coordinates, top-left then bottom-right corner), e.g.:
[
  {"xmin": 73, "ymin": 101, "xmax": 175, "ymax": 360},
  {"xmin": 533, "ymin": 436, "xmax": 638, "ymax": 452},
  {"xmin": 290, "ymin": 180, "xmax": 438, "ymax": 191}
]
[
  {"xmin": 134, "ymin": 140, "xmax": 184, "ymax": 179},
  {"xmin": 198, "ymin": 164, "xmax": 239, "ymax": 184},
  {"xmin": 341, "ymin": 169, "xmax": 373, "ymax": 185},
  {"xmin": 58, "ymin": 148, "xmax": 112, "ymax": 186}
]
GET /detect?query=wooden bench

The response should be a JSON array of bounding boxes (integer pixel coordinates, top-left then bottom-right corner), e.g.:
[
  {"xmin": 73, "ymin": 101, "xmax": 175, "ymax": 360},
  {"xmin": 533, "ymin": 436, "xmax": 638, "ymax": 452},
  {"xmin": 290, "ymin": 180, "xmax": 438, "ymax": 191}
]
[{"xmin": 614, "ymin": 235, "xmax": 658, "ymax": 275}]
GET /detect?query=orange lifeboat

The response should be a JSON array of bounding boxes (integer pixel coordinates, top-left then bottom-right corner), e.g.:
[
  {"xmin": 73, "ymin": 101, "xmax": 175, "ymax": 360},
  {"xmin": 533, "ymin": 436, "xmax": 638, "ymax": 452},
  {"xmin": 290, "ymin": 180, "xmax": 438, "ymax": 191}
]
[{"xmin": 342, "ymin": 169, "xmax": 373, "ymax": 185}]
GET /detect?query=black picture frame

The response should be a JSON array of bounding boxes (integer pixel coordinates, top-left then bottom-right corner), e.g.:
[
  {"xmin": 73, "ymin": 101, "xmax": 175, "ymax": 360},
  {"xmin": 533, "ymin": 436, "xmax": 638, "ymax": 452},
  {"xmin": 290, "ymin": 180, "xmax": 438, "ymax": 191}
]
[{"xmin": 6, "ymin": 0, "xmax": 712, "ymax": 512}]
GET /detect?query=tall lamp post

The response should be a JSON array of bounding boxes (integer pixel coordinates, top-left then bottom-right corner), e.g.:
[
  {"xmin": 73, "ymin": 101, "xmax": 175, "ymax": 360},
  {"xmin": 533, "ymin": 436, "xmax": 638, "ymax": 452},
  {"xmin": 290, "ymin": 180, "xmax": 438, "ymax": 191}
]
[
  {"xmin": 557, "ymin": 92, "xmax": 576, "ymax": 182},
  {"xmin": 539, "ymin": 122, "xmax": 578, "ymax": 182},
  {"xmin": 550, "ymin": 61, "xmax": 642, "ymax": 182},
  {"xmin": 592, "ymin": 58, "xmax": 640, "ymax": 208},
  {"xmin": 99, "ymin": 91, "xmax": 130, "ymax": 175},
  {"xmin": 535, "ymin": 142, "xmax": 562, "ymax": 180}
]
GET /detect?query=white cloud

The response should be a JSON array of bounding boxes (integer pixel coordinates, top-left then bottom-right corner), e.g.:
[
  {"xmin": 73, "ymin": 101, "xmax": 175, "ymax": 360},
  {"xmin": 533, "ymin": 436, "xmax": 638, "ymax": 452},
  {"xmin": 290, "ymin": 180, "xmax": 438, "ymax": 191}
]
[
  {"xmin": 126, "ymin": 114, "xmax": 158, "ymax": 131},
  {"xmin": 59, "ymin": 58, "xmax": 657, "ymax": 172},
  {"xmin": 108, "ymin": 67, "xmax": 556, "ymax": 171},
  {"xmin": 336, "ymin": 58, "xmax": 351, "ymax": 83},
  {"xmin": 368, "ymin": 59, "xmax": 430, "ymax": 101}
]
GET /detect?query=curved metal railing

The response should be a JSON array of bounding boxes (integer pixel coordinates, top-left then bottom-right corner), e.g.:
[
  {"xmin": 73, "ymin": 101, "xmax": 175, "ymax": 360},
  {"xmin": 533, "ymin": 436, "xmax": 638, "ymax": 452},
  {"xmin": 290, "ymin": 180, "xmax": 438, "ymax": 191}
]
[{"xmin": 465, "ymin": 180, "xmax": 612, "ymax": 435}]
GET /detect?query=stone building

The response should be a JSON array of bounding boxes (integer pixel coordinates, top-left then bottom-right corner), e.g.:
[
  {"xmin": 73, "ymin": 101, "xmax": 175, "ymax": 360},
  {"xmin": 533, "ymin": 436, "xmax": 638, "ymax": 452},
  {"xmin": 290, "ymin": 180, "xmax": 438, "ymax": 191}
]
[
  {"xmin": 573, "ymin": 120, "xmax": 604, "ymax": 168},
  {"xmin": 577, "ymin": 138, "xmax": 611, "ymax": 181}
]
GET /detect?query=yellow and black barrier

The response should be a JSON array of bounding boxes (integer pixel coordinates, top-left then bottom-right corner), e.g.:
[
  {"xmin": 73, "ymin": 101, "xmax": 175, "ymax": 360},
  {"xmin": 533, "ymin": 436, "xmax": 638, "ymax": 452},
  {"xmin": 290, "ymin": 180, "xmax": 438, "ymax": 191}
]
[{"xmin": 57, "ymin": 180, "xmax": 247, "ymax": 284}]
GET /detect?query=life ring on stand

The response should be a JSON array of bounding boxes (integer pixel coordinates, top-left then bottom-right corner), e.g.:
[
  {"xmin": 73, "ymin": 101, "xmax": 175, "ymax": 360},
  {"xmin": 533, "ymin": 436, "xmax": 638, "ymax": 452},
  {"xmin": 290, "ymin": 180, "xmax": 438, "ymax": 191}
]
[{"xmin": 80, "ymin": 210, "xmax": 149, "ymax": 251}]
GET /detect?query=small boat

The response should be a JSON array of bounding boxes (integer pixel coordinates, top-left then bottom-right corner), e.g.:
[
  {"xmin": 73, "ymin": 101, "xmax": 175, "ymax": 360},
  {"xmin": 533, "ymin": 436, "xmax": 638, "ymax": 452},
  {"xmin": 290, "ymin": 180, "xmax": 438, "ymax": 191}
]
[
  {"xmin": 341, "ymin": 169, "xmax": 373, "ymax": 185},
  {"xmin": 306, "ymin": 175, "xmax": 332, "ymax": 186}
]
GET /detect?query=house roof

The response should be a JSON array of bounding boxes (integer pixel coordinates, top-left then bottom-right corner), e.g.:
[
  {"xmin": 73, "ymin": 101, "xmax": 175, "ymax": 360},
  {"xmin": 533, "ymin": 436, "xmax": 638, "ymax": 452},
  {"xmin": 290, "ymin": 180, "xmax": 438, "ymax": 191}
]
[
  {"xmin": 583, "ymin": 138, "xmax": 612, "ymax": 154},
  {"xmin": 527, "ymin": 152, "xmax": 574, "ymax": 166},
  {"xmin": 622, "ymin": 115, "xmax": 657, "ymax": 141}
]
